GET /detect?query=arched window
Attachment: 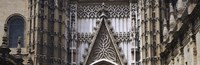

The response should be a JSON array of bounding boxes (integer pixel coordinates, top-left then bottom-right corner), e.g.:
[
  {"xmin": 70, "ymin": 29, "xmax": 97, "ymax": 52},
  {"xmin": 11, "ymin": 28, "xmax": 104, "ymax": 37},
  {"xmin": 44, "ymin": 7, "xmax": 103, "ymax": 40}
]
[{"xmin": 7, "ymin": 16, "xmax": 24, "ymax": 48}]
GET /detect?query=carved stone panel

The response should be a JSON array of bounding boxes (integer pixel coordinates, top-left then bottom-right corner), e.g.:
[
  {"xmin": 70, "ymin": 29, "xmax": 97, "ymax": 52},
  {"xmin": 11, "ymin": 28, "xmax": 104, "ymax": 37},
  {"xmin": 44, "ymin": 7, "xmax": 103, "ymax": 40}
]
[
  {"xmin": 94, "ymin": 33, "xmax": 116, "ymax": 61},
  {"xmin": 86, "ymin": 21, "xmax": 121, "ymax": 65}
]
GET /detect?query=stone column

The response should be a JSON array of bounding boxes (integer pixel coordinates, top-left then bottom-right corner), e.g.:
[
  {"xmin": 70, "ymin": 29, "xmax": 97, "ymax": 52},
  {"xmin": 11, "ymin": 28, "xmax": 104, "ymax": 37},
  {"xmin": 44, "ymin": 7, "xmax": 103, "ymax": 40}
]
[
  {"xmin": 163, "ymin": 18, "xmax": 168, "ymax": 41},
  {"xmin": 61, "ymin": 1, "xmax": 68, "ymax": 65},
  {"xmin": 69, "ymin": 3, "xmax": 78, "ymax": 65},
  {"xmin": 155, "ymin": 0, "xmax": 161, "ymax": 64},
  {"xmin": 42, "ymin": 0, "xmax": 49, "ymax": 65},
  {"xmin": 54, "ymin": 1, "xmax": 59, "ymax": 65}
]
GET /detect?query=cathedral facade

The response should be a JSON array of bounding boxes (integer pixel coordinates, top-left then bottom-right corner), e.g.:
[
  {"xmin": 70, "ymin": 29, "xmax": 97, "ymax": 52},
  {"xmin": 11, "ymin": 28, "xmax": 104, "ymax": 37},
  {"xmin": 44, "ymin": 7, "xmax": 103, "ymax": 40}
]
[{"xmin": 0, "ymin": 0, "xmax": 200, "ymax": 65}]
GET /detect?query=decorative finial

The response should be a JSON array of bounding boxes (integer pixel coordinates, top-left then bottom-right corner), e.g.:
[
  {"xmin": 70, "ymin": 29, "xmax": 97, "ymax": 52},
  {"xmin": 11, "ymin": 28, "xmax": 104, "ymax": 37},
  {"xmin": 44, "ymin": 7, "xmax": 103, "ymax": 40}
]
[
  {"xmin": 102, "ymin": 2, "xmax": 105, "ymax": 8},
  {"xmin": 98, "ymin": 2, "xmax": 108, "ymax": 18},
  {"xmin": 1, "ymin": 24, "xmax": 8, "ymax": 48},
  {"xmin": 169, "ymin": 3, "xmax": 174, "ymax": 13}
]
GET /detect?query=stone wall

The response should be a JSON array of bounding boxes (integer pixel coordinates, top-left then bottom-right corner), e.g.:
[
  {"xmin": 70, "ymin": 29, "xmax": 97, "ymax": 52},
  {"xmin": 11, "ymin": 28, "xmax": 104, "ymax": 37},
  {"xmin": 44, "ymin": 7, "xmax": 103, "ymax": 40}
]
[{"xmin": 0, "ymin": 0, "xmax": 29, "ymax": 54}]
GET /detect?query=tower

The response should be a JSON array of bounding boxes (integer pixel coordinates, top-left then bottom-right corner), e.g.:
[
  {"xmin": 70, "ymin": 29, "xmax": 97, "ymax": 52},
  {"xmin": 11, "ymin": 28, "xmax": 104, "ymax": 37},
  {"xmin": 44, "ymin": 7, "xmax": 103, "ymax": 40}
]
[
  {"xmin": 139, "ymin": 0, "xmax": 161, "ymax": 65},
  {"xmin": 28, "ymin": 0, "xmax": 68, "ymax": 65}
]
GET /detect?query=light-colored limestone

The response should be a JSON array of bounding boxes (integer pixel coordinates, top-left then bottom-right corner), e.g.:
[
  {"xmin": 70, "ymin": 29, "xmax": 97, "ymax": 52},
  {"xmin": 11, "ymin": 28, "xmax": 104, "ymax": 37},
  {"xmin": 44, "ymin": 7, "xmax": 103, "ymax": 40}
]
[{"xmin": 0, "ymin": 0, "xmax": 29, "ymax": 54}]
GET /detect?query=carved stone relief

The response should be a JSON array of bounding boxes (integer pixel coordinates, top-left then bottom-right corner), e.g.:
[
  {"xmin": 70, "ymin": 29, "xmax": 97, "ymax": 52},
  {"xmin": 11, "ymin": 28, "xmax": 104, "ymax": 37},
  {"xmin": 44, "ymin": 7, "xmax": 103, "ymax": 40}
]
[
  {"xmin": 85, "ymin": 21, "xmax": 121, "ymax": 65},
  {"xmin": 77, "ymin": 4, "xmax": 130, "ymax": 18},
  {"xmin": 94, "ymin": 33, "xmax": 116, "ymax": 61}
]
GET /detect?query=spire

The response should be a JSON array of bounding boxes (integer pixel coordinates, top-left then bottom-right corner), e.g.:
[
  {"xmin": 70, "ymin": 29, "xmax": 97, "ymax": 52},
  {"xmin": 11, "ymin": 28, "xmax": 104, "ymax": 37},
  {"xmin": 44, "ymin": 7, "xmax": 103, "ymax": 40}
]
[
  {"xmin": 169, "ymin": 3, "xmax": 176, "ymax": 32},
  {"xmin": 169, "ymin": 3, "xmax": 174, "ymax": 13},
  {"xmin": 177, "ymin": 0, "xmax": 183, "ymax": 10},
  {"xmin": 177, "ymin": 0, "xmax": 184, "ymax": 18},
  {"xmin": 163, "ymin": 18, "xmax": 168, "ymax": 41},
  {"xmin": 55, "ymin": 0, "xmax": 58, "ymax": 7}
]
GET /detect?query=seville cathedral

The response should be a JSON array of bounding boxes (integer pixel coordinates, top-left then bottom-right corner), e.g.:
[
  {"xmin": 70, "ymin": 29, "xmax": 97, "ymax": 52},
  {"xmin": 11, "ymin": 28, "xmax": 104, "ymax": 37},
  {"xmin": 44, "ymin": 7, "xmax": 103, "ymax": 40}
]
[{"xmin": 1, "ymin": 0, "xmax": 200, "ymax": 65}]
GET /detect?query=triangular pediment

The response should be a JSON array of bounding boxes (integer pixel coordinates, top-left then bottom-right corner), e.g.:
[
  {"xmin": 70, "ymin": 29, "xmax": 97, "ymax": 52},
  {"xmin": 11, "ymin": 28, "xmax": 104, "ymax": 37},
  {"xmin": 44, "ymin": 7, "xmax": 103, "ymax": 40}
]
[{"xmin": 83, "ymin": 18, "xmax": 123, "ymax": 65}]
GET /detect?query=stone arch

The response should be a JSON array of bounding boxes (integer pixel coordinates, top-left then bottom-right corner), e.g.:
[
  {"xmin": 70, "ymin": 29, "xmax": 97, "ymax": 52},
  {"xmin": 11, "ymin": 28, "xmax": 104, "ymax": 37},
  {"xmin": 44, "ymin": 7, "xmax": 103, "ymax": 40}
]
[
  {"xmin": 90, "ymin": 59, "xmax": 118, "ymax": 65},
  {"xmin": 6, "ymin": 13, "xmax": 25, "ymax": 48},
  {"xmin": 6, "ymin": 13, "xmax": 26, "ymax": 25}
]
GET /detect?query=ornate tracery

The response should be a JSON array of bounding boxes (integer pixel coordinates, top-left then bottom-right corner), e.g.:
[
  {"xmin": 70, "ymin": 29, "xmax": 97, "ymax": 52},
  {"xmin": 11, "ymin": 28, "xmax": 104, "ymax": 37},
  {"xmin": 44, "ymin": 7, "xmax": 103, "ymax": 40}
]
[
  {"xmin": 69, "ymin": 1, "xmax": 139, "ymax": 65},
  {"xmin": 77, "ymin": 4, "xmax": 130, "ymax": 18},
  {"xmin": 94, "ymin": 32, "xmax": 116, "ymax": 61}
]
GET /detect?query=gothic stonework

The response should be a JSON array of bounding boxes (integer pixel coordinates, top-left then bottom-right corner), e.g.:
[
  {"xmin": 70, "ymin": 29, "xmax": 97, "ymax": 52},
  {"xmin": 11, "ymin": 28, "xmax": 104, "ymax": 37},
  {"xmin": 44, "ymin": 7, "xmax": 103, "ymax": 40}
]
[
  {"xmin": 77, "ymin": 4, "xmax": 130, "ymax": 18},
  {"xmin": 84, "ymin": 18, "xmax": 123, "ymax": 65},
  {"xmin": 94, "ymin": 33, "xmax": 116, "ymax": 61},
  {"xmin": 1, "ymin": 0, "xmax": 200, "ymax": 65}
]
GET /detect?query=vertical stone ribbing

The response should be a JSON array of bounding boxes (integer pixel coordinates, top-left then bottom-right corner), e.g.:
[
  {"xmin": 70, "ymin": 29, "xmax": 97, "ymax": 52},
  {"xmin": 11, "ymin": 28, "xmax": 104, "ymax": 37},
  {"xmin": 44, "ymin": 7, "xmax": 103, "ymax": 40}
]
[
  {"xmin": 146, "ymin": 0, "xmax": 152, "ymax": 65},
  {"xmin": 140, "ymin": 0, "xmax": 145, "ymax": 65},
  {"xmin": 69, "ymin": 3, "xmax": 77, "ymax": 65},
  {"xmin": 29, "ymin": 0, "xmax": 44, "ymax": 64},
  {"xmin": 61, "ymin": 0, "xmax": 68, "ymax": 65},
  {"xmin": 54, "ymin": 0, "xmax": 59, "ymax": 65},
  {"xmin": 130, "ymin": 1, "xmax": 134, "ymax": 64},
  {"xmin": 28, "ymin": 0, "xmax": 68, "ymax": 65},
  {"xmin": 43, "ymin": 0, "xmax": 49, "ymax": 65},
  {"xmin": 130, "ymin": 0, "xmax": 141, "ymax": 64},
  {"xmin": 139, "ymin": 0, "xmax": 161, "ymax": 65},
  {"xmin": 154, "ymin": 0, "xmax": 161, "ymax": 65}
]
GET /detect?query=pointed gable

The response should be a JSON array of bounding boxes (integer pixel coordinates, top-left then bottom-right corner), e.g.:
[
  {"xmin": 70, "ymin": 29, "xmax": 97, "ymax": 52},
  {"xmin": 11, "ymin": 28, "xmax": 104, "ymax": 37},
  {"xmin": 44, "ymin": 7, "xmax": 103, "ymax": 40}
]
[{"xmin": 83, "ymin": 18, "xmax": 123, "ymax": 65}]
